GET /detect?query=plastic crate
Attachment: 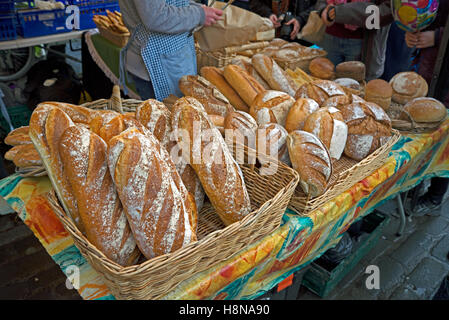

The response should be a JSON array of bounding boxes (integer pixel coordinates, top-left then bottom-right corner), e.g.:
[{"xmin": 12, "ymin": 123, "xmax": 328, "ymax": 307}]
[
  {"xmin": 16, "ymin": 8, "xmax": 69, "ymax": 38},
  {"xmin": 0, "ymin": 105, "xmax": 32, "ymax": 134},
  {"xmin": 78, "ymin": 2, "xmax": 120, "ymax": 30},
  {"xmin": 0, "ymin": 14, "xmax": 17, "ymax": 40},
  {"xmin": 69, "ymin": 0, "xmax": 117, "ymax": 6},
  {"xmin": 258, "ymin": 266, "xmax": 310, "ymax": 300},
  {"xmin": 302, "ymin": 211, "xmax": 390, "ymax": 298},
  {"xmin": 0, "ymin": 0, "xmax": 15, "ymax": 12}
]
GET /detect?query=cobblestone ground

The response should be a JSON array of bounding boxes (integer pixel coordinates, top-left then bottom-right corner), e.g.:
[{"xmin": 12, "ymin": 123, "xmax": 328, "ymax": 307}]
[{"xmin": 297, "ymin": 196, "xmax": 449, "ymax": 300}]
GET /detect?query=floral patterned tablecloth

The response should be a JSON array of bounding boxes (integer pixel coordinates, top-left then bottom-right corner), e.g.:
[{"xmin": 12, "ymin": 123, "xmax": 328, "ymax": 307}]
[{"xmin": 1, "ymin": 119, "xmax": 448, "ymax": 300}]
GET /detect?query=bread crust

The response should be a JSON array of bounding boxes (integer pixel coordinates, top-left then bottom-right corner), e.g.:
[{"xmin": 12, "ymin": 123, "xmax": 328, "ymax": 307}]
[
  {"xmin": 250, "ymin": 90, "xmax": 296, "ymax": 126},
  {"xmin": 4, "ymin": 126, "xmax": 31, "ymax": 146},
  {"xmin": 285, "ymin": 98, "xmax": 320, "ymax": 133},
  {"xmin": 402, "ymin": 97, "xmax": 447, "ymax": 123}
]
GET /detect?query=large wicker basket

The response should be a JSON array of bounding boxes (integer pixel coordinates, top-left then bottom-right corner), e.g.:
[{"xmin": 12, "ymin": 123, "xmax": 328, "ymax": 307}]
[
  {"xmin": 288, "ymin": 129, "xmax": 402, "ymax": 215},
  {"xmin": 95, "ymin": 24, "xmax": 130, "ymax": 48},
  {"xmin": 47, "ymin": 145, "xmax": 299, "ymax": 300}
]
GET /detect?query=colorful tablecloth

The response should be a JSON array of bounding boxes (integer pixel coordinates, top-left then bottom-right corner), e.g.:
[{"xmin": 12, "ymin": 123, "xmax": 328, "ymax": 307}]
[{"xmin": 1, "ymin": 120, "xmax": 448, "ymax": 300}]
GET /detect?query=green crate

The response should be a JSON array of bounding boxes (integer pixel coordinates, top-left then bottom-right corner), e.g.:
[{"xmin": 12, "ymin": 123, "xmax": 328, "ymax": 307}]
[
  {"xmin": 0, "ymin": 105, "xmax": 32, "ymax": 135},
  {"xmin": 302, "ymin": 211, "xmax": 390, "ymax": 298}
]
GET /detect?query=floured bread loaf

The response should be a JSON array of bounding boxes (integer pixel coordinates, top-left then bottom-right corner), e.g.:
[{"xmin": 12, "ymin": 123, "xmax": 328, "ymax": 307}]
[
  {"xmin": 390, "ymin": 72, "xmax": 428, "ymax": 105},
  {"xmin": 303, "ymin": 107, "xmax": 348, "ymax": 160},
  {"xmin": 108, "ymin": 128, "xmax": 198, "ymax": 259},
  {"xmin": 224, "ymin": 111, "xmax": 258, "ymax": 152},
  {"xmin": 59, "ymin": 126, "xmax": 140, "ymax": 266},
  {"xmin": 256, "ymin": 122, "xmax": 290, "ymax": 168},
  {"xmin": 295, "ymin": 80, "xmax": 349, "ymax": 108},
  {"xmin": 250, "ymin": 90, "xmax": 296, "ymax": 126},
  {"xmin": 285, "ymin": 98, "xmax": 320, "ymax": 133},
  {"xmin": 4, "ymin": 126, "xmax": 31, "ymax": 146},
  {"xmin": 340, "ymin": 101, "xmax": 392, "ymax": 161},
  {"xmin": 287, "ymin": 130, "xmax": 332, "ymax": 197},
  {"xmin": 136, "ymin": 99, "xmax": 172, "ymax": 147},
  {"xmin": 10, "ymin": 144, "xmax": 42, "ymax": 168}
]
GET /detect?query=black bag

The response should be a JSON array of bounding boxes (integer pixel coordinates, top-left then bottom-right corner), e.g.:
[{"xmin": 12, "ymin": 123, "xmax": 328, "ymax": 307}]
[{"xmin": 24, "ymin": 58, "xmax": 82, "ymax": 111}]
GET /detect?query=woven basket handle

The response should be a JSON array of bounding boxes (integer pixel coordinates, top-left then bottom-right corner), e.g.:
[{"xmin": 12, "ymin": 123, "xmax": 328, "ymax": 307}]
[{"xmin": 108, "ymin": 85, "xmax": 124, "ymax": 114}]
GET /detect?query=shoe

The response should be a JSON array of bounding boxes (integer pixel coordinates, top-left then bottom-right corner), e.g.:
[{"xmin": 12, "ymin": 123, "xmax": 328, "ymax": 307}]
[{"xmin": 413, "ymin": 195, "xmax": 441, "ymax": 216}]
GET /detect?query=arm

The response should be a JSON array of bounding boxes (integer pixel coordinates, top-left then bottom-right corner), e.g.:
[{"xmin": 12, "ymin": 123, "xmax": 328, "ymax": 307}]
[
  {"xmin": 133, "ymin": 0, "xmax": 206, "ymax": 34},
  {"xmin": 333, "ymin": 1, "xmax": 393, "ymax": 29}
]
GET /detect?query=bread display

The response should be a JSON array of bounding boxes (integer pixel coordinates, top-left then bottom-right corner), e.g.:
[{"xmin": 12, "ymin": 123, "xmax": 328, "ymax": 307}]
[
  {"xmin": 251, "ymin": 54, "xmax": 298, "ymax": 96},
  {"xmin": 89, "ymin": 111, "xmax": 121, "ymax": 135},
  {"xmin": 365, "ymin": 79, "xmax": 393, "ymax": 111},
  {"xmin": 108, "ymin": 127, "xmax": 198, "ymax": 259},
  {"xmin": 303, "ymin": 107, "xmax": 348, "ymax": 160},
  {"xmin": 223, "ymin": 64, "xmax": 266, "ymax": 108},
  {"xmin": 334, "ymin": 78, "xmax": 362, "ymax": 96},
  {"xmin": 59, "ymin": 125, "xmax": 139, "ymax": 266},
  {"xmin": 390, "ymin": 72, "xmax": 428, "ymax": 105},
  {"xmin": 200, "ymin": 66, "xmax": 251, "ymax": 112},
  {"xmin": 285, "ymin": 98, "xmax": 320, "ymax": 133},
  {"xmin": 178, "ymin": 75, "xmax": 234, "ymax": 117},
  {"xmin": 4, "ymin": 126, "xmax": 31, "ymax": 146},
  {"xmin": 250, "ymin": 90, "xmax": 296, "ymax": 126},
  {"xmin": 335, "ymin": 61, "xmax": 366, "ymax": 82},
  {"xmin": 295, "ymin": 80, "xmax": 349, "ymax": 108},
  {"xmin": 136, "ymin": 99, "xmax": 172, "ymax": 147},
  {"xmin": 256, "ymin": 123, "xmax": 290, "ymax": 167},
  {"xmin": 340, "ymin": 101, "xmax": 392, "ymax": 161},
  {"xmin": 286, "ymin": 130, "xmax": 332, "ymax": 197},
  {"xmin": 171, "ymin": 97, "xmax": 251, "ymax": 226},
  {"xmin": 309, "ymin": 57, "xmax": 335, "ymax": 80},
  {"xmin": 10, "ymin": 144, "xmax": 42, "ymax": 168},
  {"xmin": 230, "ymin": 57, "xmax": 271, "ymax": 90},
  {"xmin": 224, "ymin": 111, "xmax": 258, "ymax": 151},
  {"xmin": 29, "ymin": 104, "xmax": 82, "ymax": 232},
  {"xmin": 40, "ymin": 101, "xmax": 93, "ymax": 124},
  {"xmin": 401, "ymin": 97, "xmax": 447, "ymax": 123}
]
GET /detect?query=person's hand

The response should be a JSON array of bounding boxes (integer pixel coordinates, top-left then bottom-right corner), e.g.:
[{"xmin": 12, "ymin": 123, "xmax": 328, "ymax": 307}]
[
  {"xmin": 321, "ymin": 5, "xmax": 335, "ymax": 27},
  {"xmin": 405, "ymin": 32, "xmax": 419, "ymax": 47},
  {"xmin": 416, "ymin": 31, "xmax": 436, "ymax": 48},
  {"xmin": 286, "ymin": 18, "xmax": 300, "ymax": 40},
  {"xmin": 269, "ymin": 14, "xmax": 281, "ymax": 28},
  {"xmin": 202, "ymin": 5, "xmax": 223, "ymax": 26}
]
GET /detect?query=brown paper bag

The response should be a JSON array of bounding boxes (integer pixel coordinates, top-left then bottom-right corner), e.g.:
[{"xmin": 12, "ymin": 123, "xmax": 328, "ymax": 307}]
[
  {"xmin": 297, "ymin": 11, "xmax": 326, "ymax": 44},
  {"xmin": 194, "ymin": 2, "xmax": 271, "ymax": 52}
]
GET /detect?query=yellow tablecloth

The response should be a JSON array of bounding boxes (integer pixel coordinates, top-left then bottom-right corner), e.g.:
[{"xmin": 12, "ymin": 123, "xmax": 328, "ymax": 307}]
[{"xmin": 1, "ymin": 120, "xmax": 448, "ymax": 300}]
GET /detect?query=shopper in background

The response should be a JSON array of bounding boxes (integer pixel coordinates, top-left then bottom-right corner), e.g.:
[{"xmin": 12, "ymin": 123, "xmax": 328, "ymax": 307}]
[
  {"xmin": 404, "ymin": 0, "xmax": 449, "ymax": 215},
  {"xmin": 118, "ymin": 0, "xmax": 222, "ymax": 100},
  {"xmin": 250, "ymin": 0, "xmax": 317, "ymax": 41},
  {"xmin": 317, "ymin": 0, "xmax": 393, "ymax": 80}
]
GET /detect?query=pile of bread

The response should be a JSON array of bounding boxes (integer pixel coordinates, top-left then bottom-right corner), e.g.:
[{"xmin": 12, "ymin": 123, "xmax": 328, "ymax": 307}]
[
  {"xmin": 4, "ymin": 126, "xmax": 42, "ymax": 171},
  {"xmin": 92, "ymin": 10, "xmax": 129, "ymax": 35}
]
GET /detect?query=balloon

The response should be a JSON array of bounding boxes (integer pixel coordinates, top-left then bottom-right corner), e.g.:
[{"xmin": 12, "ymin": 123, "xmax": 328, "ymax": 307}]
[{"xmin": 392, "ymin": 0, "xmax": 439, "ymax": 32}]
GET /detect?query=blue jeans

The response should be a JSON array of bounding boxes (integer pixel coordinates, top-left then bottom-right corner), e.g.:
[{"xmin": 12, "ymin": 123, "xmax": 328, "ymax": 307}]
[
  {"xmin": 319, "ymin": 33, "xmax": 363, "ymax": 65},
  {"xmin": 129, "ymin": 73, "xmax": 155, "ymax": 100}
]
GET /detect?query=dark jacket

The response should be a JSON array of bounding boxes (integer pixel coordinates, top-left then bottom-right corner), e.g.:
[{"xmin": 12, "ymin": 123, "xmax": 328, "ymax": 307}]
[
  {"xmin": 316, "ymin": 0, "xmax": 393, "ymax": 80},
  {"xmin": 250, "ymin": 0, "xmax": 317, "ymax": 30},
  {"xmin": 416, "ymin": 0, "xmax": 449, "ymax": 106}
]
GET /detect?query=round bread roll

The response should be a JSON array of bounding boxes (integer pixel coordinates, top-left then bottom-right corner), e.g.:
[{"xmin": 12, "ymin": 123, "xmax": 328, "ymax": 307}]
[
  {"xmin": 224, "ymin": 111, "xmax": 258, "ymax": 151},
  {"xmin": 250, "ymin": 90, "xmax": 296, "ymax": 126},
  {"xmin": 309, "ymin": 57, "xmax": 335, "ymax": 80},
  {"xmin": 285, "ymin": 98, "xmax": 320, "ymax": 133},
  {"xmin": 401, "ymin": 97, "xmax": 447, "ymax": 123},
  {"xmin": 365, "ymin": 79, "xmax": 393, "ymax": 111},
  {"xmin": 334, "ymin": 78, "xmax": 362, "ymax": 96},
  {"xmin": 303, "ymin": 107, "xmax": 348, "ymax": 160},
  {"xmin": 256, "ymin": 123, "xmax": 290, "ymax": 168},
  {"xmin": 340, "ymin": 101, "xmax": 392, "ymax": 161},
  {"xmin": 286, "ymin": 130, "xmax": 332, "ymax": 197},
  {"xmin": 335, "ymin": 61, "xmax": 366, "ymax": 82},
  {"xmin": 295, "ymin": 80, "xmax": 349, "ymax": 108},
  {"xmin": 390, "ymin": 72, "xmax": 429, "ymax": 105}
]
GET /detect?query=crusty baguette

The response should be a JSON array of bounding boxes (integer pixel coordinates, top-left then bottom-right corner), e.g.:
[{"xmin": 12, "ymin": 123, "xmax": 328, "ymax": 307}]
[
  {"xmin": 171, "ymin": 97, "xmax": 252, "ymax": 226},
  {"xmin": 11, "ymin": 144, "xmax": 42, "ymax": 168},
  {"xmin": 4, "ymin": 126, "xmax": 31, "ymax": 146},
  {"xmin": 200, "ymin": 66, "xmax": 250, "ymax": 112},
  {"xmin": 136, "ymin": 99, "xmax": 172, "ymax": 147},
  {"xmin": 59, "ymin": 126, "xmax": 140, "ymax": 266},
  {"xmin": 39, "ymin": 101, "xmax": 93, "ymax": 124},
  {"xmin": 28, "ymin": 104, "xmax": 83, "ymax": 232},
  {"xmin": 108, "ymin": 128, "xmax": 198, "ymax": 259},
  {"xmin": 230, "ymin": 58, "xmax": 271, "ymax": 90}
]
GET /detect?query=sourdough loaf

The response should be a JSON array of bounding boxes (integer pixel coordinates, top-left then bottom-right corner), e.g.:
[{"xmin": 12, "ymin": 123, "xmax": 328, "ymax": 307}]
[
  {"xmin": 250, "ymin": 90, "xmax": 296, "ymax": 126},
  {"xmin": 285, "ymin": 98, "xmax": 320, "ymax": 133}
]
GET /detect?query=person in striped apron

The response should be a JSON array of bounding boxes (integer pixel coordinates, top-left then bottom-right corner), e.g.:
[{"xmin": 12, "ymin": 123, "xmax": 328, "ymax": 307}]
[{"xmin": 118, "ymin": 0, "xmax": 223, "ymax": 101}]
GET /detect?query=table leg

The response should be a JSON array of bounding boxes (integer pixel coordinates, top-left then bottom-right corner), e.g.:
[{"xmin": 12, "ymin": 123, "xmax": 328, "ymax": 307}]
[{"xmin": 396, "ymin": 194, "xmax": 406, "ymax": 237}]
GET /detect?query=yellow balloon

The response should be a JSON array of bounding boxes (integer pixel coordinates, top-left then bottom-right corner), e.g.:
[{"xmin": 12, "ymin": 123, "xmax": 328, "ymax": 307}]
[{"xmin": 398, "ymin": 5, "xmax": 417, "ymax": 24}]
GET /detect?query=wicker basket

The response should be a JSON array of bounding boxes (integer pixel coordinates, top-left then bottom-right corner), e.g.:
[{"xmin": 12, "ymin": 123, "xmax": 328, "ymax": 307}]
[
  {"xmin": 46, "ymin": 145, "xmax": 300, "ymax": 300},
  {"xmin": 273, "ymin": 48, "xmax": 327, "ymax": 72},
  {"xmin": 288, "ymin": 129, "xmax": 402, "ymax": 215},
  {"xmin": 96, "ymin": 25, "xmax": 130, "ymax": 48}
]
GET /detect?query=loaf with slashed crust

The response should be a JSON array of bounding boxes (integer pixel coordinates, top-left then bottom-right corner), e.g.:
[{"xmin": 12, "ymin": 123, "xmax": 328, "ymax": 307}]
[
  {"xmin": 285, "ymin": 98, "xmax": 320, "ymax": 133},
  {"xmin": 4, "ymin": 126, "xmax": 31, "ymax": 146},
  {"xmin": 59, "ymin": 125, "xmax": 140, "ymax": 266},
  {"xmin": 256, "ymin": 122, "xmax": 290, "ymax": 168},
  {"xmin": 250, "ymin": 90, "xmax": 296, "ymax": 126},
  {"xmin": 171, "ymin": 97, "xmax": 252, "ymax": 226},
  {"xmin": 108, "ymin": 127, "xmax": 198, "ymax": 259},
  {"xmin": 295, "ymin": 80, "xmax": 349, "ymax": 108}
]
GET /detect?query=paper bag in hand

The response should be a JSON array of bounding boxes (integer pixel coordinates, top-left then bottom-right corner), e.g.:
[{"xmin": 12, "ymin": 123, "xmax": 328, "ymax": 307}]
[
  {"xmin": 195, "ymin": 2, "xmax": 269, "ymax": 52},
  {"xmin": 297, "ymin": 11, "xmax": 326, "ymax": 44}
]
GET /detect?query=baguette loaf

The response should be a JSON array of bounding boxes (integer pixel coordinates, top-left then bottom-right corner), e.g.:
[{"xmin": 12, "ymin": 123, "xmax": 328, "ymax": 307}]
[
  {"xmin": 286, "ymin": 130, "xmax": 332, "ymax": 197},
  {"xmin": 11, "ymin": 144, "xmax": 42, "ymax": 168},
  {"xmin": 303, "ymin": 107, "xmax": 348, "ymax": 160},
  {"xmin": 224, "ymin": 111, "xmax": 258, "ymax": 152},
  {"xmin": 285, "ymin": 98, "xmax": 320, "ymax": 133},
  {"xmin": 223, "ymin": 64, "xmax": 266, "ymax": 108},
  {"xmin": 5, "ymin": 145, "xmax": 26, "ymax": 161},
  {"xmin": 178, "ymin": 75, "xmax": 234, "ymax": 117},
  {"xmin": 171, "ymin": 97, "xmax": 251, "ymax": 226},
  {"xmin": 295, "ymin": 80, "xmax": 349, "ymax": 108},
  {"xmin": 136, "ymin": 99, "xmax": 172, "ymax": 147},
  {"xmin": 108, "ymin": 128, "xmax": 198, "ymax": 259},
  {"xmin": 4, "ymin": 126, "xmax": 31, "ymax": 146},
  {"xmin": 250, "ymin": 90, "xmax": 295, "ymax": 126},
  {"xmin": 251, "ymin": 54, "xmax": 298, "ymax": 96},
  {"xmin": 200, "ymin": 66, "xmax": 250, "ymax": 112},
  {"xmin": 29, "ymin": 104, "xmax": 83, "ymax": 232},
  {"xmin": 59, "ymin": 126, "xmax": 139, "ymax": 266},
  {"xmin": 230, "ymin": 58, "xmax": 271, "ymax": 90}
]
